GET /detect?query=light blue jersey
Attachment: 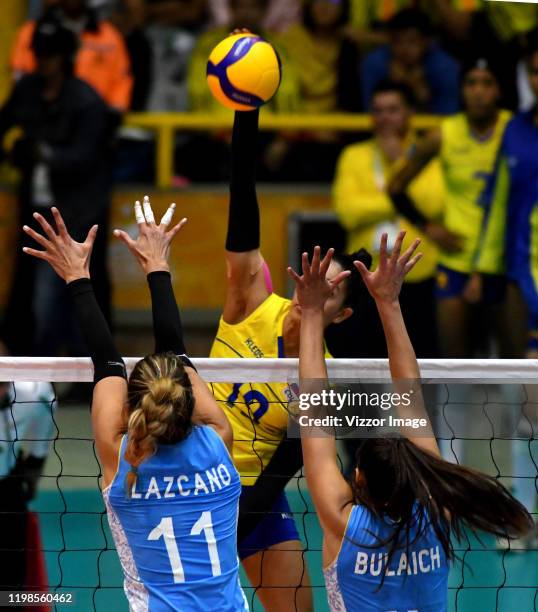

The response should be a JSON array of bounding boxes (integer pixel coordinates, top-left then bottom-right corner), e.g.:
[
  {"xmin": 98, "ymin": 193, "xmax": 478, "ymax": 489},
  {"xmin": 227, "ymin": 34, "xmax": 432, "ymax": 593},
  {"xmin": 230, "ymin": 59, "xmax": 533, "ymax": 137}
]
[
  {"xmin": 104, "ymin": 426, "xmax": 248, "ymax": 611},
  {"xmin": 324, "ymin": 505, "xmax": 448, "ymax": 612}
]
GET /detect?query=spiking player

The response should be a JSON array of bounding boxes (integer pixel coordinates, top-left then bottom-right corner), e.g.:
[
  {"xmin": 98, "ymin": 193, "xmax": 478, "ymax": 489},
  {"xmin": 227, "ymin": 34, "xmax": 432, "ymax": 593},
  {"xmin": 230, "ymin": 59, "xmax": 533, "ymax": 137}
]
[
  {"xmin": 289, "ymin": 233, "xmax": 533, "ymax": 611},
  {"xmin": 208, "ymin": 107, "xmax": 369, "ymax": 611},
  {"xmin": 23, "ymin": 204, "xmax": 248, "ymax": 611}
]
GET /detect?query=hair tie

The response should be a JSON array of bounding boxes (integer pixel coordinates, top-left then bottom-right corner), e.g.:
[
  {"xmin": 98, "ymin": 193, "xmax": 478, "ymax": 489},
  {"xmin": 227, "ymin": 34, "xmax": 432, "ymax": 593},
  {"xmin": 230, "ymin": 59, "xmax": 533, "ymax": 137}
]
[{"xmin": 124, "ymin": 465, "xmax": 139, "ymax": 498}]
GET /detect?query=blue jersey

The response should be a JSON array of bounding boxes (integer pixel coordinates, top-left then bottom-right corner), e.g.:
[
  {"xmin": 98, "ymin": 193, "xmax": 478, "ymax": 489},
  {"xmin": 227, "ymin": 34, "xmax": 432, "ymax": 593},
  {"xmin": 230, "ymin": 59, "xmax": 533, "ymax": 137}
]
[
  {"xmin": 104, "ymin": 426, "xmax": 248, "ymax": 611},
  {"xmin": 324, "ymin": 505, "xmax": 448, "ymax": 612},
  {"xmin": 477, "ymin": 111, "xmax": 538, "ymax": 316}
]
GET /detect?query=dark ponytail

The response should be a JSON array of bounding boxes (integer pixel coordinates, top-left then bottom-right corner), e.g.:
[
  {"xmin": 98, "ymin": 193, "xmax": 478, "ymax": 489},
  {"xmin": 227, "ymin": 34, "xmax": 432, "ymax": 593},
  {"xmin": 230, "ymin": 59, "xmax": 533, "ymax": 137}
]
[{"xmin": 351, "ymin": 438, "xmax": 533, "ymax": 584}]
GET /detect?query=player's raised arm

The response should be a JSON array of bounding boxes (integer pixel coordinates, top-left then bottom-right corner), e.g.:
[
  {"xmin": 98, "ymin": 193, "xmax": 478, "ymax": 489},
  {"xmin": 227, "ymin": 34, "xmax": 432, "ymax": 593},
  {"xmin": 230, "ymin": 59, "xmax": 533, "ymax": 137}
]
[
  {"xmin": 114, "ymin": 197, "xmax": 233, "ymax": 452},
  {"xmin": 354, "ymin": 231, "xmax": 441, "ymax": 457},
  {"xmin": 223, "ymin": 110, "xmax": 272, "ymax": 324},
  {"xmin": 288, "ymin": 247, "xmax": 353, "ymax": 537},
  {"xmin": 23, "ymin": 208, "xmax": 127, "ymax": 485}
]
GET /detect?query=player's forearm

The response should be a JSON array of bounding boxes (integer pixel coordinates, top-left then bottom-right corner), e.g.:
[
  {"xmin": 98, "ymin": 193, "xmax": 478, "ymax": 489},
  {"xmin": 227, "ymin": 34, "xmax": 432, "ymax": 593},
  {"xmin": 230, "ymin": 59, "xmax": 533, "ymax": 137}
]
[
  {"xmin": 388, "ymin": 134, "xmax": 439, "ymax": 198},
  {"xmin": 299, "ymin": 309, "xmax": 327, "ymax": 381},
  {"xmin": 147, "ymin": 271, "xmax": 187, "ymax": 355},
  {"xmin": 226, "ymin": 110, "xmax": 260, "ymax": 253},
  {"xmin": 376, "ymin": 299, "xmax": 439, "ymax": 454},
  {"xmin": 68, "ymin": 279, "xmax": 126, "ymax": 384},
  {"xmin": 375, "ymin": 300, "xmax": 420, "ymax": 381}
]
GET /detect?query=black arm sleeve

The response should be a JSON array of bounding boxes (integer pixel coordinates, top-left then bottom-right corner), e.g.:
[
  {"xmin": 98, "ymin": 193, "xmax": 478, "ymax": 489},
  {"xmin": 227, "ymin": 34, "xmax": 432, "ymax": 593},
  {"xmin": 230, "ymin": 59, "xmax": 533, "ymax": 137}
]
[
  {"xmin": 68, "ymin": 278, "xmax": 126, "ymax": 384},
  {"xmin": 237, "ymin": 437, "xmax": 303, "ymax": 542},
  {"xmin": 146, "ymin": 271, "xmax": 196, "ymax": 370},
  {"xmin": 225, "ymin": 110, "xmax": 260, "ymax": 252},
  {"xmin": 147, "ymin": 271, "xmax": 186, "ymax": 354},
  {"xmin": 389, "ymin": 192, "xmax": 428, "ymax": 229}
]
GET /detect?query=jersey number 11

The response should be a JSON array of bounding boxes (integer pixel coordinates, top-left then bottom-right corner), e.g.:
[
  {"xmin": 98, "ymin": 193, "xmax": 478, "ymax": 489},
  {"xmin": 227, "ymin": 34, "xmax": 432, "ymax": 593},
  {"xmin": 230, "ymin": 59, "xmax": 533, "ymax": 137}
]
[{"xmin": 148, "ymin": 511, "xmax": 221, "ymax": 583}]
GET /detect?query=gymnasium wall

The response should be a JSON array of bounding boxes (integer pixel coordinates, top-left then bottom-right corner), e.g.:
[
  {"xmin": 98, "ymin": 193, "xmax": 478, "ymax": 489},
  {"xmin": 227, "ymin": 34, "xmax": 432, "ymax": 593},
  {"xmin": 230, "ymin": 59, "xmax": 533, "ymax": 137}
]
[{"xmin": 0, "ymin": 186, "xmax": 331, "ymax": 313}]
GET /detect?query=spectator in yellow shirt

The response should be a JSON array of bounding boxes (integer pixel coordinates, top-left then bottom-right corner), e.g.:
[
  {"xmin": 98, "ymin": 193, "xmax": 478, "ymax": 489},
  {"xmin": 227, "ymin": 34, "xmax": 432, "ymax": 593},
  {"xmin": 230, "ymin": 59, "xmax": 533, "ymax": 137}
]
[
  {"xmin": 333, "ymin": 81, "xmax": 445, "ymax": 356},
  {"xmin": 264, "ymin": 0, "xmax": 361, "ymax": 181}
]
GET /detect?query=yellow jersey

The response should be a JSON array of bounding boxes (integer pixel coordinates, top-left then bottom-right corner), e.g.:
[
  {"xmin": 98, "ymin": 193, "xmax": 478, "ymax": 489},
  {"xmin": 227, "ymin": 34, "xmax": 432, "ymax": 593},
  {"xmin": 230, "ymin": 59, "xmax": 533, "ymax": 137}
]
[
  {"xmin": 333, "ymin": 138, "xmax": 445, "ymax": 282},
  {"xmin": 439, "ymin": 111, "xmax": 511, "ymax": 273},
  {"xmin": 277, "ymin": 24, "xmax": 340, "ymax": 113},
  {"xmin": 210, "ymin": 293, "xmax": 298, "ymax": 486}
]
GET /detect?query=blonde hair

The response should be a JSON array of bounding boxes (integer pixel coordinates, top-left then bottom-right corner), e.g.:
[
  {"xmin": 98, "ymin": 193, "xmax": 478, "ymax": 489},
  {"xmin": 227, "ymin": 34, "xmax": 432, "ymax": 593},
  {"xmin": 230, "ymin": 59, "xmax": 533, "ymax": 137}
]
[{"xmin": 124, "ymin": 353, "xmax": 194, "ymax": 494}]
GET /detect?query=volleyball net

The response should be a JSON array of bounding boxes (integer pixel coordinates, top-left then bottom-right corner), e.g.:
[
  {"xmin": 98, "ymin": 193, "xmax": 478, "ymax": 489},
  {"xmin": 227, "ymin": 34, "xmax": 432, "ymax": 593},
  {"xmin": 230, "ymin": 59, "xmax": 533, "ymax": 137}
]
[{"xmin": 0, "ymin": 357, "xmax": 536, "ymax": 611}]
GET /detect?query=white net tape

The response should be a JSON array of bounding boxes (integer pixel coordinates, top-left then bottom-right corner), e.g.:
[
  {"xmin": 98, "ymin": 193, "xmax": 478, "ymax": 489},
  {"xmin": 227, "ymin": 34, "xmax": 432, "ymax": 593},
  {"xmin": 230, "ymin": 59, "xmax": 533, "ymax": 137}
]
[{"xmin": 0, "ymin": 357, "xmax": 536, "ymax": 383}]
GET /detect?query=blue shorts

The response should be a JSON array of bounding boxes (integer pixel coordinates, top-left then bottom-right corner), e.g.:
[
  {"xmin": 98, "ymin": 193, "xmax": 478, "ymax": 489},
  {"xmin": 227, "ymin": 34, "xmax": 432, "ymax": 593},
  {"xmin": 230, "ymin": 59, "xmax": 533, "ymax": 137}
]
[
  {"xmin": 510, "ymin": 275, "xmax": 538, "ymax": 350},
  {"xmin": 238, "ymin": 489, "xmax": 300, "ymax": 560},
  {"xmin": 436, "ymin": 265, "xmax": 506, "ymax": 304}
]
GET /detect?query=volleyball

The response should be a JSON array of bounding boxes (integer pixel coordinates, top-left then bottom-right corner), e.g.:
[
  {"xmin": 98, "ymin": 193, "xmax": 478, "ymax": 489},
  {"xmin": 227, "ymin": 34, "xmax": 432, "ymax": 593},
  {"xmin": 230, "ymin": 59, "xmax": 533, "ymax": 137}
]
[{"xmin": 206, "ymin": 33, "xmax": 281, "ymax": 111}]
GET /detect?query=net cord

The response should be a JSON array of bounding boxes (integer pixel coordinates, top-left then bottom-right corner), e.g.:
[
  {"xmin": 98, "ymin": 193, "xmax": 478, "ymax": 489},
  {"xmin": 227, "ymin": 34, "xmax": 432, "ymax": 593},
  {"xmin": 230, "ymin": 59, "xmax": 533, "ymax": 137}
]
[{"xmin": 0, "ymin": 357, "xmax": 536, "ymax": 383}]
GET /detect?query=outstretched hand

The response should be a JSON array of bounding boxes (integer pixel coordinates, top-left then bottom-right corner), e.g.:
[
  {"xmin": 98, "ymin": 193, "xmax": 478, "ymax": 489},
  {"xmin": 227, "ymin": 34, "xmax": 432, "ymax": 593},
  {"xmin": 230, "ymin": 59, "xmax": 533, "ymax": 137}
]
[
  {"xmin": 22, "ymin": 207, "xmax": 97, "ymax": 283},
  {"xmin": 113, "ymin": 195, "xmax": 187, "ymax": 275},
  {"xmin": 287, "ymin": 246, "xmax": 350, "ymax": 311},
  {"xmin": 355, "ymin": 232, "xmax": 422, "ymax": 305}
]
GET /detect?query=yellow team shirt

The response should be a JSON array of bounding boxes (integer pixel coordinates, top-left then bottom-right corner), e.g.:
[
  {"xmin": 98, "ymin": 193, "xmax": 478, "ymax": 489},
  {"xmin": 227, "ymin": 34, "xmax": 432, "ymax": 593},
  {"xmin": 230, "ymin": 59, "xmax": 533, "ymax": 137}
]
[
  {"xmin": 333, "ymin": 138, "xmax": 445, "ymax": 282},
  {"xmin": 484, "ymin": 1, "xmax": 538, "ymax": 41},
  {"xmin": 277, "ymin": 24, "xmax": 340, "ymax": 113},
  {"xmin": 439, "ymin": 110, "xmax": 511, "ymax": 274},
  {"xmin": 210, "ymin": 293, "xmax": 298, "ymax": 486}
]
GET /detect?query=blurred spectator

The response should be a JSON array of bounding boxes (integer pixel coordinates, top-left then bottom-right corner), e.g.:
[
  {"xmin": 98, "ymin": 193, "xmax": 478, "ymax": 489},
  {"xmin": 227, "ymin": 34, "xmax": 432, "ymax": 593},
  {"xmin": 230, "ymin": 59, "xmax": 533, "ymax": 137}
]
[
  {"xmin": 262, "ymin": 0, "xmax": 361, "ymax": 182},
  {"xmin": 11, "ymin": 0, "xmax": 132, "ymax": 114},
  {"xmin": 143, "ymin": 0, "xmax": 209, "ymax": 112},
  {"xmin": 345, "ymin": 0, "xmax": 481, "ymax": 51},
  {"xmin": 360, "ymin": 9, "xmax": 460, "ymax": 114},
  {"xmin": 278, "ymin": 0, "xmax": 360, "ymax": 113},
  {"xmin": 210, "ymin": 0, "xmax": 300, "ymax": 32},
  {"xmin": 346, "ymin": 0, "xmax": 412, "ymax": 48},
  {"xmin": 333, "ymin": 81, "xmax": 444, "ymax": 357},
  {"xmin": 0, "ymin": 18, "xmax": 111, "ymax": 356},
  {"xmin": 430, "ymin": 0, "xmax": 538, "ymax": 108},
  {"xmin": 108, "ymin": 0, "xmax": 152, "ymax": 111},
  {"xmin": 477, "ymin": 39, "xmax": 538, "ymax": 359},
  {"xmin": 388, "ymin": 58, "xmax": 516, "ymax": 359},
  {"xmin": 0, "ymin": 375, "xmax": 56, "ymax": 593}
]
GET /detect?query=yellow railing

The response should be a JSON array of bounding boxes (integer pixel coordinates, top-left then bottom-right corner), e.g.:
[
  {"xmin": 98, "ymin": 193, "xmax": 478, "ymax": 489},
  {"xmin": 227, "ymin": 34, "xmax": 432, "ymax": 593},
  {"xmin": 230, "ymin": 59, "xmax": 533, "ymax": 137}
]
[{"xmin": 124, "ymin": 112, "xmax": 441, "ymax": 189}]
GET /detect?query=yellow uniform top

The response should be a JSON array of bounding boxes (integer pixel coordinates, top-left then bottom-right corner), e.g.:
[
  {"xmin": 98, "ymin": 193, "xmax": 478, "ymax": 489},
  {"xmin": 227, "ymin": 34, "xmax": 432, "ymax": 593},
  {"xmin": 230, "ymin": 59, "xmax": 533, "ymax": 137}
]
[
  {"xmin": 439, "ymin": 110, "xmax": 511, "ymax": 274},
  {"xmin": 210, "ymin": 293, "xmax": 298, "ymax": 486},
  {"xmin": 333, "ymin": 138, "xmax": 445, "ymax": 282},
  {"xmin": 484, "ymin": 1, "xmax": 538, "ymax": 41},
  {"xmin": 277, "ymin": 24, "xmax": 340, "ymax": 113}
]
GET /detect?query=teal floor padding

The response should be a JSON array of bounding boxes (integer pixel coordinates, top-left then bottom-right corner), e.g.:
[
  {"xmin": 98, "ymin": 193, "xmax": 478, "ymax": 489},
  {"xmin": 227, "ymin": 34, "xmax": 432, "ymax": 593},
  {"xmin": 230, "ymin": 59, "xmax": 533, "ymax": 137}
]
[{"xmin": 31, "ymin": 489, "xmax": 537, "ymax": 612}]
